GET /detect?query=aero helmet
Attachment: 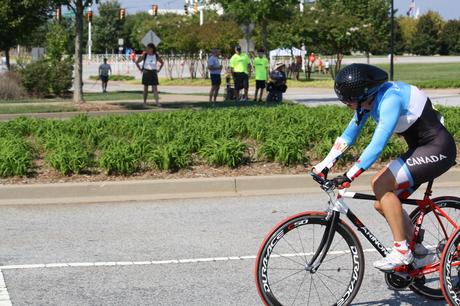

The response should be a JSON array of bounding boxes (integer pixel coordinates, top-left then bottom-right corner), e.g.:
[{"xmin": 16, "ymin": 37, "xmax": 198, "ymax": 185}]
[{"xmin": 334, "ymin": 63, "xmax": 388, "ymax": 104}]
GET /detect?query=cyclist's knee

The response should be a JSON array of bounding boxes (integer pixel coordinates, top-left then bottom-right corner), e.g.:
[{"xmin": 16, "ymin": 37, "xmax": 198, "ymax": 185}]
[
  {"xmin": 372, "ymin": 169, "xmax": 396, "ymax": 199},
  {"xmin": 374, "ymin": 201, "xmax": 384, "ymax": 215}
]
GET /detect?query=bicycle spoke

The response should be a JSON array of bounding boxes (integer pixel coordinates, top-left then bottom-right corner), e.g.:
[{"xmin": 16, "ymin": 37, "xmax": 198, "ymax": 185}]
[
  {"xmin": 281, "ymin": 235, "xmax": 304, "ymax": 263},
  {"xmin": 320, "ymin": 250, "xmax": 351, "ymax": 264},
  {"xmin": 296, "ymin": 227, "xmax": 309, "ymax": 264},
  {"xmin": 312, "ymin": 276, "xmax": 324, "ymax": 306},
  {"xmin": 316, "ymin": 270, "xmax": 349, "ymax": 287},
  {"xmin": 269, "ymin": 269, "xmax": 306, "ymax": 286},
  {"xmin": 272, "ymin": 251, "xmax": 306, "ymax": 267},
  {"xmin": 307, "ymin": 275, "xmax": 313, "ymax": 306},
  {"xmin": 291, "ymin": 272, "xmax": 308, "ymax": 306},
  {"xmin": 269, "ymin": 267, "xmax": 306, "ymax": 271},
  {"xmin": 314, "ymin": 271, "xmax": 340, "ymax": 300}
]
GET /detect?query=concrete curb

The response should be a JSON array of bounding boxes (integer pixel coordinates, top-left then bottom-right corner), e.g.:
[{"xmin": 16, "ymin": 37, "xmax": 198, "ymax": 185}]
[{"xmin": 0, "ymin": 168, "xmax": 459, "ymax": 205}]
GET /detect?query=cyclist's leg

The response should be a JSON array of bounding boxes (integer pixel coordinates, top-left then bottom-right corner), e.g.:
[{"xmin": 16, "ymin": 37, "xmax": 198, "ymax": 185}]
[{"xmin": 372, "ymin": 165, "xmax": 415, "ymax": 270}]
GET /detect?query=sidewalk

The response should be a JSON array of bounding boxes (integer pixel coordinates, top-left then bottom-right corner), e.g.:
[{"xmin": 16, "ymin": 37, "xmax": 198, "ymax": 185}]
[{"xmin": 1, "ymin": 169, "xmax": 459, "ymax": 205}]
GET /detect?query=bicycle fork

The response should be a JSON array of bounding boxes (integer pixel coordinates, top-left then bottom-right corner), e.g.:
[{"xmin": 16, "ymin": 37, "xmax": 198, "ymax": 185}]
[{"xmin": 306, "ymin": 210, "xmax": 341, "ymax": 273}]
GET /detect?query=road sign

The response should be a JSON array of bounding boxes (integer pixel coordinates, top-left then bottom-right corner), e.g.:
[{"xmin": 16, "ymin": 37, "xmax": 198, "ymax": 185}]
[
  {"xmin": 118, "ymin": 38, "xmax": 124, "ymax": 46},
  {"xmin": 141, "ymin": 30, "xmax": 161, "ymax": 47}
]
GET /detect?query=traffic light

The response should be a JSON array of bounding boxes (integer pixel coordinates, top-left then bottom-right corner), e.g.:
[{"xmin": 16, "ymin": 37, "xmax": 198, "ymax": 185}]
[
  {"xmin": 55, "ymin": 7, "xmax": 61, "ymax": 22},
  {"xmin": 119, "ymin": 8, "xmax": 126, "ymax": 20},
  {"xmin": 184, "ymin": 4, "xmax": 189, "ymax": 15},
  {"xmin": 152, "ymin": 4, "xmax": 158, "ymax": 16},
  {"xmin": 87, "ymin": 10, "xmax": 93, "ymax": 22}
]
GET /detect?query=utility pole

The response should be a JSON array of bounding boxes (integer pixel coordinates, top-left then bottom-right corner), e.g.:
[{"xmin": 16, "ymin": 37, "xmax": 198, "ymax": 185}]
[{"xmin": 390, "ymin": 0, "xmax": 394, "ymax": 81}]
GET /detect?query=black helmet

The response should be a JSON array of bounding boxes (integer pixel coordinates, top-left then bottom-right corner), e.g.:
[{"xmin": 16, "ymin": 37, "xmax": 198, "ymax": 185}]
[{"xmin": 334, "ymin": 63, "xmax": 388, "ymax": 103}]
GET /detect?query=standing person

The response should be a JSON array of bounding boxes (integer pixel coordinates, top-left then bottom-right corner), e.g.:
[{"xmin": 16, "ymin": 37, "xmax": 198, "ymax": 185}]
[
  {"xmin": 313, "ymin": 64, "xmax": 457, "ymax": 271},
  {"xmin": 229, "ymin": 45, "xmax": 251, "ymax": 102},
  {"xmin": 207, "ymin": 48, "xmax": 222, "ymax": 104},
  {"xmin": 98, "ymin": 58, "xmax": 112, "ymax": 93},
  {"xmin": 253, "ymin": 49, "xmax": 269, "ymax": 102},
  {"xmin": 135, "ymin": 43, "xmax": 164, "ymax": 106}
]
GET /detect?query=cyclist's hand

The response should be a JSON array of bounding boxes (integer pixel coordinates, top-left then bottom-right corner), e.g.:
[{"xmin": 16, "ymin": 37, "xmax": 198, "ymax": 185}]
[
  {"xmin": 332, "ymin": 174, "xmax": 352, "ymax": 189},
  {"xmin": 312, "ymin": 167, "xmax": 329, "ymax": 179}
]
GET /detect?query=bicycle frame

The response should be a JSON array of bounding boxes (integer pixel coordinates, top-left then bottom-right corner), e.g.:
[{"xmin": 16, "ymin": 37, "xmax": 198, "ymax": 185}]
[{"xmin": 309, "ymin": 176, "xmax": 459, "ymax": 278}]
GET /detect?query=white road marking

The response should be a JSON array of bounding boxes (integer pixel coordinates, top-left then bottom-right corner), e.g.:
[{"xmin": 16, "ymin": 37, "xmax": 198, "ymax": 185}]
[
  {"xmin": 0, "ymin": 269, "xmax": 12, "ymax": 306},
  {"xmin": 0, "ymin": 248, "xmax": 383, "ymax": 271}
]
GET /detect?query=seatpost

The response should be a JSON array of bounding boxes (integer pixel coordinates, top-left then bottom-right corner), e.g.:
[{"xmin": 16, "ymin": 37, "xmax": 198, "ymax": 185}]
[{"xmin": 424, "ymin": 180, "xmax": 434, "ymax": 199}]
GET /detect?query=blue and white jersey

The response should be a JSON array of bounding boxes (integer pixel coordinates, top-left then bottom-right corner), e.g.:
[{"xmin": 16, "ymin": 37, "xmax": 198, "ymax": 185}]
[{"xmin": 341, "ymin": 82, "xmax": 428, "ymax": 178}]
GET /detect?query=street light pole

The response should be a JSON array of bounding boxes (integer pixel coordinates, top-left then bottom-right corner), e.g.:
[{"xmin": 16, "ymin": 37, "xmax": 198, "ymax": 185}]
[
  {"xmin": 88, "ymin": 8, "xmax": 92, "ymax": 61},
  {"xmin": 390, "ymin": 0, "xmax": 394, "ymax": 81}
]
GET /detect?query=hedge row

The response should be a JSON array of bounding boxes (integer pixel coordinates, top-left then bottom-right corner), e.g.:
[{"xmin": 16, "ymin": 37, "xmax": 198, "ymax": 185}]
[{"xmin": 0, "ymin": 105, "xmax": 459, "ymax": 177}]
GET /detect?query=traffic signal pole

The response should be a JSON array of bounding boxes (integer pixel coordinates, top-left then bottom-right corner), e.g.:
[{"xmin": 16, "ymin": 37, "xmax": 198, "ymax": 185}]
[{"xmin": 390, "ymin": 0, "xmax": 394, "ymax": 81}]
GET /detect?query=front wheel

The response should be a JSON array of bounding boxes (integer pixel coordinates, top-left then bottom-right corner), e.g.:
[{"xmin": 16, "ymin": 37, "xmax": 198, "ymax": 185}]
[
  {"xmin": 440, "ymin": 227, "xmax": 460, "ymax": 305},
  {"xmin": 255, "ymin": 212, "xmax": 365, "ymax": 306}
]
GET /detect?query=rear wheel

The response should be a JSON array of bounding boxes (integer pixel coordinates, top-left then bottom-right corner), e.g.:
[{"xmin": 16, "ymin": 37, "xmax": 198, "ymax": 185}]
[
  {"xmin": 408, "ymin": 196, "xmax": 460, "ymax": 299},
  {"xmin": 440, "ymin": 227, "xmax": 460, "ymax": 305},
  {"xmin": 255, "ymin": 212, "xmax": 364, "ymax": 306}
]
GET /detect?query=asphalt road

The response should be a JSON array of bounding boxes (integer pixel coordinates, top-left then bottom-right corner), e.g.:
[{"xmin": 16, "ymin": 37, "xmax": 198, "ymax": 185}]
[{"xmin": 1, "ymin": 186, "xmax": 459, "ymax": 305}]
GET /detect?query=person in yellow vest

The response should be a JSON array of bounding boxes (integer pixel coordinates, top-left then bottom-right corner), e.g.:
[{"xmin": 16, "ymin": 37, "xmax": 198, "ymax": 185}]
[
  {"xmin": 253, "ymin": 49, "xmax": 269, "ymax": 102},
  {"xmin": 229, "ymin": 45, "xmax": 251, "ymax": 102}
]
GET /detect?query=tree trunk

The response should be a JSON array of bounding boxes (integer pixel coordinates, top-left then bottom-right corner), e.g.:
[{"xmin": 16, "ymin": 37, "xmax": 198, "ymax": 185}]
[
  {"xmin": 4, "ymin": 49, "xmax": 10, "ymax": 71},
  {"xmin": 73, "ymin": 0, "xmax": 85, "ymax": 104},
  {"xmin": 366, "ymin": 51, "xmax": 370, "ymax": 64}
]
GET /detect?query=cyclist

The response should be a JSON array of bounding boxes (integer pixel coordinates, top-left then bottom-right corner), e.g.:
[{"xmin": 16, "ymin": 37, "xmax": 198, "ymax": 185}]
[{"xmin": 313, "ymin": 63, "xmax": 457, "ymax": 271}]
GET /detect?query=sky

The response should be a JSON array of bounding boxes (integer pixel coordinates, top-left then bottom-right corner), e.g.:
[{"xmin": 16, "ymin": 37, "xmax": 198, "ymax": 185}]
[{"xmin": 107, "ymin": 0, "xmax": 459, "ymax": 20}]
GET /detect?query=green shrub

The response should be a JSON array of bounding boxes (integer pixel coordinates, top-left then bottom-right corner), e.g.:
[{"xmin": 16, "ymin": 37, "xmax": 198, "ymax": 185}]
[
  {"xmin": 0, "ymin": 137, "xmax": 33, "ymax": 177},
  {"xmin": 98, "ymin": 140, "xmax": 139, "ymax": 175},
  {"xmin": 260, "ymin": 138, "xmax": 307, "ymax": 166},
  {"xmin": 200, "ymin": 138, "xmax": 248, "ymax": 167},
  {"xmin": 44, "ymin": 135, "xmax": 92, "ymax": 175},
  {"xmin": 48, "ymin": 58, "xmax": 73, "ymax": 96},
  {"xmin": 148, "ymin": 142, "xmax": 190, "ymax": 171},
  {"xmin": 20, "ymin": 59, "xmax": 50, "ymax": 97},
  {"xmin": 20, "ymin": 58, "xmax": 73, "ymax": 97}
]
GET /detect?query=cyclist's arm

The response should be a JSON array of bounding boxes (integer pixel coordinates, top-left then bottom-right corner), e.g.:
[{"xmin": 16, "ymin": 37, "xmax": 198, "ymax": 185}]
[
  {"xmin": 345, "ymin": 97, "xmax": 402, "ymax": 180},
  {"xmin": 314, "ymin": 111, "xmax": 369, "ymax": 172}
]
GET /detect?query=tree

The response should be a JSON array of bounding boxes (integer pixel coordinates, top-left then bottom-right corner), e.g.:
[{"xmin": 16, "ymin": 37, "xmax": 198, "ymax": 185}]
[
  {"xmin": 440, "ymin": 19, "xmax": 460, "ymax": 55},
  {"xmin": 396, "ymin": 16, "xmax": 417, "ymax": 54},
  {"xmin": 0, "ymin": 0, "xmax": 57, "ymax": 70},
  {"xmin": 412, "ymin": 11, "xmax": 444, "ymax": 55},
  {"xmin": 57, "ymin": 0, "xmax": 99, "ymax": 104},
  {"xmin": 212, "ymin": 0, "xmax": 298, "ymax": 54},
  {"xmin": 93, "ymin": 0, "xmax": 123, "ymax": 54},
  {"xmin": 316, "ymin": 0, "xmax": 391, "ymax": 57}
]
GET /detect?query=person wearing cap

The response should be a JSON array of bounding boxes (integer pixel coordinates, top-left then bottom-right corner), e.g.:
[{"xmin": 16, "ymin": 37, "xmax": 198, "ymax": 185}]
[
  {"xmin": 207, "ymin": 48, "xmax": 222, "ymax": 104},
  {"xmin": 253, "ymin": 49, "xmax": 269, "ymax": 102},
  {"xmin": 229, "ymin": 45, "xmax": 251, "ymax": 102}
]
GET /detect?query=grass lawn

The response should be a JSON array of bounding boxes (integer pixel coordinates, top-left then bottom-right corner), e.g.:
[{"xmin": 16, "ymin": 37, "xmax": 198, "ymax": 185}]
[
  {"xmin": 124, "ymin": 62, "xmax": 460, "ymax": 88},
  {"xmin": 0, "ymin": 104, "xmax": 77, "ymax": 114}
]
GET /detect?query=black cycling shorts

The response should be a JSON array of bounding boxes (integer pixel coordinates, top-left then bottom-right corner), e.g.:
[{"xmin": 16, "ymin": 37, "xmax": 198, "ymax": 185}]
[
  {"xmin": 388, "ymin": 101, "xmax": 457, "ymax": 197},
  {"xmin": 234, "ymin": 72, "xmax": 248, "ymax": 91},
  {"xmin": 256, "ymin": 80, "xmax": 266, "ymax": 89}
]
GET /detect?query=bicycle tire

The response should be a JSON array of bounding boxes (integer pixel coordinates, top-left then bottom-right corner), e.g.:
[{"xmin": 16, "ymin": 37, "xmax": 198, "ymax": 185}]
[
  {"xmin": 440, "ymin": 226, "xmax": 460, "ymax": 305},
  {"xmin": 408, "ymin": 196, "xmax": 460, "ymax": 299},
  {"xmin": 255, "ymin": 212, "xmax": 364, "ymax": 306}
]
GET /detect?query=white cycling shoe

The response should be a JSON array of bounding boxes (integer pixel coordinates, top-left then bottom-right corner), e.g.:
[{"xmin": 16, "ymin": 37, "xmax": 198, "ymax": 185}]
[{"xmin": 373, "ymin": 248, "xmax": 414, "ymax": 271}]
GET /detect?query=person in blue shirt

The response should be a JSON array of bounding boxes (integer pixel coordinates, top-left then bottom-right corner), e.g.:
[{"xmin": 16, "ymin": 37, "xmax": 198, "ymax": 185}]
[{"xmin": 313, "ymin": 64, "xmax": 457, "ymax": 271}]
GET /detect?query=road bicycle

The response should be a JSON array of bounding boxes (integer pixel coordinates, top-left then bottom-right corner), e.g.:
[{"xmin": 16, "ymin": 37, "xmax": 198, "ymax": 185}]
[
  {"xmin": 440, "ymin": 225, "xmax": 460, "ymax": 305},
  {"xmin": 255, "ymin": 171, "xmax": 460, "ymax": 305}
]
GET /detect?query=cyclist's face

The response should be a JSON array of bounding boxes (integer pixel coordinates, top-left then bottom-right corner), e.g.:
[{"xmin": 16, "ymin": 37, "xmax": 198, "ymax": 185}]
[{"xmin": 344, "ymin": 96, "xmax": 374, "ymax": 110}]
